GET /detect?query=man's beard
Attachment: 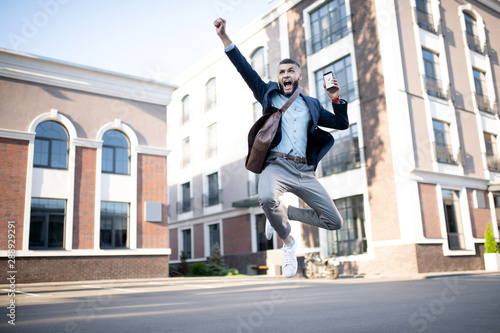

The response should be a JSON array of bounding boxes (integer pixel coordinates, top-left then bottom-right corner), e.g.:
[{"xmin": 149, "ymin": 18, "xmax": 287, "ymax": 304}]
[{"xmin": 278, "ymin": 80, "xmax": 299, "ymax": 97}]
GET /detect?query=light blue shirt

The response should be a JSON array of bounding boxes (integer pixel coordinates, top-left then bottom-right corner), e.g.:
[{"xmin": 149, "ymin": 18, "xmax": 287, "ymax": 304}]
[
  {"xmin": 269, "ymin": 91, "xmax": 310, "ymax": 158},
  {"xmin": 226, "ymin": 42, "xmax": 310, "ymax": 157}
]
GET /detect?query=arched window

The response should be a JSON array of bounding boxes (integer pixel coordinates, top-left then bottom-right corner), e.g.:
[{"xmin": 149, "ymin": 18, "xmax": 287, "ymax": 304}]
[
  {"xmin": 182, "ymin": 95, "xmax": 190, "ymax": 125},
  {"xmin": 464, "ymin": 12, "xmax": 477, "ymax": 36},
  {"xmin": 102, "ymin": 130, "xmax": 130, "ymax": 174},
  {"xmin": 206, "ymin": 78, "xmax": 216, "ymax": 112},
  {"xmin": 463, "ymin": 12, "xmax": 484, "ymax": 54},
  {"xmin": 251, "ymin": 47, "xmax": 266, "ymax": 78},
  {"xmin": 34, "ymin": 120, "xmax": 68, "ymax": 169}
]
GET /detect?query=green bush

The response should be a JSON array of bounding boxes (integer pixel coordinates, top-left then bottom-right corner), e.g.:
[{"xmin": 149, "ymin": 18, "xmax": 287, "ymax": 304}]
[
  {"xmin": 191, "ymin": 262, "xmax": 208, "ymax": 276},
  {"xmin": 221, "ymin": 268, "xmax": 239, "ymax": 276},
  {"xmin": 485, "ymin": 222, "xmax": 499, "ymax": 253}
]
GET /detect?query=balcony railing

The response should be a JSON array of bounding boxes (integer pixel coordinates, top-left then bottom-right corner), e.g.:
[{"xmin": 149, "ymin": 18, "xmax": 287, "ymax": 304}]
[
  {"xmin": 177, "ymin": 198, "xmax": 193, "ymax": 214},
  {"xmin": 306, "ymin": 16, "xmax": 352, "ymax": 56},
  {"xmin": 476, "ymin": 94, "xmax": 496, "ymax": 115},
  {"xmin": 466, "ymin": 33, "xmax": 489, "ymax": 55},
  {"xmin": 434, "ymin": 144, "xmax": 463, "ymax": 165},
  {"xmin": 415, "ymin": 9, "xmax": 442, "ymax": 35},
  {"xmin": 486, "ymin": 154, "xmax": 500, "ymax": 172},
  {"xmin": 203, "ymin": 190, "xmax": 222, "ymax": 207},
  {"xmin": 424, "ymin": 75, "xmax": 450, "ymax": 100},
  {"xmin": 321, "ymin": 147, "xmax": 363, "ymax": 177}
]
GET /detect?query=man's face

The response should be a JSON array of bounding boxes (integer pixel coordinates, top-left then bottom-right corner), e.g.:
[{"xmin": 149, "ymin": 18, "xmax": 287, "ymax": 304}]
[{"xmin": 277, "ymin": 63, "xmax": 302, "ymax": 96}]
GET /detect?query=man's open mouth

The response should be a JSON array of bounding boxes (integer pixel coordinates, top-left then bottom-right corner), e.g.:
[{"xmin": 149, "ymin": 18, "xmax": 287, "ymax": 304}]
[{"xmin": 283, "ymin": 80, "xmax": 292, "ymax": 89}]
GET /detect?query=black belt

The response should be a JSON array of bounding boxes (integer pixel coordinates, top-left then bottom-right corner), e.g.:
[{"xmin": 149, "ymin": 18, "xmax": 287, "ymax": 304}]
[{"xmin": 268, "ymin": 151, "xmax": 307, "ymax": 164}]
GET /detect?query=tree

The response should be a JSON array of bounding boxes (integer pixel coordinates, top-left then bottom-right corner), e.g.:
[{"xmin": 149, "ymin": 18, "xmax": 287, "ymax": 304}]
[
  {"xmin": 484, "ymin": 222, "xmax": 499, "ymax": 253},
  {"xmin": 207, "ymin": 243, "xmax": 226, "ymax": 276},
  {"xmin": 178, "ymin": 251, "xmax": 190, "ymax": 275}
]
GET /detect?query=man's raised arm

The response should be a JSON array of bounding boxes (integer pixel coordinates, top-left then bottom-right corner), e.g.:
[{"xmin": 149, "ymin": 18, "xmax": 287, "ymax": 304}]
[{"xmin": 214, "ymin": 17, "xmax": 233, "ymax": 48}]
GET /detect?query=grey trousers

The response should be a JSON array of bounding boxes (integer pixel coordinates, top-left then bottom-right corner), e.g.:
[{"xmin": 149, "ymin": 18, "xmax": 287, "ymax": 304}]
[{"xmin": 258, "ymin": 155, "xmax": 343, "ymax": 240}]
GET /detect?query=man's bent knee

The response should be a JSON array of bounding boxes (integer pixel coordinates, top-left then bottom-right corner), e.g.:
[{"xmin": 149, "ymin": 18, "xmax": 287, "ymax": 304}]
[
  {"xmin": 323, "ymin": 216, "xmax": 342, "ymax": 230},
  {"xmin": 258, "ymin": 195, "xmax": 278, "ymax": 210}
]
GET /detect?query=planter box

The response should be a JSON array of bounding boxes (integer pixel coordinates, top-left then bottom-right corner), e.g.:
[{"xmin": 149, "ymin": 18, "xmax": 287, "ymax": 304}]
[{"xmin": 484, "ymin": 253, "xmax": 500, "ymax": 271}]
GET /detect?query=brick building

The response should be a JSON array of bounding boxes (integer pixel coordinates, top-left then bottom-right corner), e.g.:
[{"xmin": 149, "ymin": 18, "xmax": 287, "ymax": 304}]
[
  {"xmin": 0, "ymin": 48, "xmax": 175, "ymax": 283},
  {"xmin": 167, "ymin": 0, "xmax": 500, "ymax": 276}
]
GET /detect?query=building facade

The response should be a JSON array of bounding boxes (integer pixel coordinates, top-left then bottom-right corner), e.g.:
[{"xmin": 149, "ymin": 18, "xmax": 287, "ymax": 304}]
[
  {"xmin": 0, "ymin": 48, "xmax": 175, "ymax": 283},
  {"xmin": 167, "ymin": 0, "xmax": 500, "ymax": 276}
]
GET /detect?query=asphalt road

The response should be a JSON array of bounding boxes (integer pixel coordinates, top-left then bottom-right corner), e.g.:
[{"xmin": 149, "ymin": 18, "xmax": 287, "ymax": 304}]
[{"xmin": 1, "ymin": 273, "xmax": 499, "ymax": 333}]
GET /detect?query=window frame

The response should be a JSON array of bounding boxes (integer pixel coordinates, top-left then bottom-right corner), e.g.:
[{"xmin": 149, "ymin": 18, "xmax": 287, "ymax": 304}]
[
  {"xmin": 33, "ymin": 120, "xmax": 69, "ymax": 170},
  {"xmin": 29, "ymin": 198, "xmax": 66, "ymax": 250},
  {"xmin": 326, "ymin": 195, "xmax": 366, "ymax": 256},
  {"xmin": 205, "ymin": 78, "xmax": 217, "ymax": 112},
  {"xmin": 181, "ymin": 95, "xmax": 190, "ymax": 125},
  {"xmin": 441, "ymin": 189, "xmax": 467, "ymax": 251},
  {"xmin": 320, "ymin": 123, "xmax": 360, "ymax": 176},
  {"xmin": 206, "ymin": 123, "xmax": 218, "ymax": 159},
  {"xmin": 255, "ymin": 213, "xmax": 274, "ymax": 252},
  {"xmin": 315, "ymin": 56, "xmax": 356, "ymax": 108},
  {"xmin": 205, "ymin": 172, "xmax": 221, "ymax": 207},
  {"xmin": 100, "ymin": 201, "xmax": 129, "ymax": 249},
  {"xmin": 208, "ymin": 223, "xmax": 221, "ymax": 256},
  {"xmin": 101, "ymin": 130, "xmax": 130, "ymax": 175},
  {"xmin": 181, "ymin": 228, "xmax": 193, "ymax": 259},
  {"xmin": 308, "ymin": 0, "xmax": 349, "ymax": 55}
]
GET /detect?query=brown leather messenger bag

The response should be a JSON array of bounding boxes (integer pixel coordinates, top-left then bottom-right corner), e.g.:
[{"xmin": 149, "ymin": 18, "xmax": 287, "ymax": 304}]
[{"xmin": 245, "ymin": 86, "xmax": 303, "ymax": 174}]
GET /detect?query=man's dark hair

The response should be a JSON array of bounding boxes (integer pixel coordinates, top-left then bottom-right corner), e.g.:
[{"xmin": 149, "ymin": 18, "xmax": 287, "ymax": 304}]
[{"xmin": 279, "ymin": 58, "xmax": 301, "ymax": 69}]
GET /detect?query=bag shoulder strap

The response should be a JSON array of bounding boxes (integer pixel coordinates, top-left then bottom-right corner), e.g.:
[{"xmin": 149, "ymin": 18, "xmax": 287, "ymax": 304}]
[{"xmin": 279, "ymin": 86, "xmax": 303, "ymax": 113}]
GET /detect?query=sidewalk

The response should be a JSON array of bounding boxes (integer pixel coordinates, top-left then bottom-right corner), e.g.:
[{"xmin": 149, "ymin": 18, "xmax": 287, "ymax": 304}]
[{"xmin": 2, "ymin": 269, "xmax": 498, "ymax": 288}]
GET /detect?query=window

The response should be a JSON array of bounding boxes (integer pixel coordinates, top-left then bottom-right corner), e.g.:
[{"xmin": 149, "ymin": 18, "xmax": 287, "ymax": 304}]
[
  {"xmin": 321, "ymin": 124, "xmax": 360, "ymax": 176},
  {"xmin": 494, "ymin": 195, "xmax": 500, "ymax": 236},
  {"xmin": 415, "ymin": 0, "xmax": 440, "ymax": 34},
  {"xmin": 315, "ymin": 56, "xmax": 356, "ymax": 107},
  {"xmin": 442, "ymin": 189, "xmax": 466, "ymax": 250},
  {"xmin": 29, "ymin": 198, "xmax": 65, "ymax": 249},
  {"xmin": 484, "ymin": 132, "xmax": 500, "ymax": 172},
  {"xmin": 309, "ymin": 0, "xmax": 348, "ymax": 54},
  {"xmin": 182, "ymin": 229, "xmax": 192, "ymax": 259},
  {"xmin": 206, "ymin": 123, "xmax": 218, "ymax": 159},
  {"xmin": 100, "ymin": 201, "xmax": 128, "ymax": 249},
  {"xmin": 464, "ymin": 13, "xmax": 485, "ymax": 54},
  {"xmin": 473, "ymin": 69, "xmax": 492, "ymax": 113},
  {"xmin": 327, "ymin": 195, "xmax": 366, "ymax": 256},
  {"xmin": 181, "ymin": 137, "xmax": 190, "ymax": 169},
  {"xmin": 102, "ymin": 130, "xmax": 129, "ymax": 174},
  {"xmin": 422, "ymin": 49, "xmax": 447, "ymax": 99},
  {"xmin": 181, "ymin": 95, "xmax": 190, "ymax": 125},
  {"xmin": 248, "ymin": 173, "xmax": 259, "ymax": 197},
  {"xmin": 34, "ymin": 121, "xmax": 68, "ymax": 169},
  {"xmin": 433, "ymin": 120, "xmax": 457, "ymax": 164},
  {"xmin": 208, "ymin": 223, "xmax": 221, "ymax": 256},
  {"xmin": 253, "ymin": 102, "xmax": 261, "ymax": 122},
  {"xmin": 256, "ymin": 214, "xmax": 274, "ymax": 251},
  {"xmin": 205, "ymin": 172, "xmax": 220, "ymax": 207},
  {"xmin": 206, "ymin": 78, "xmax": 217, "ymax": 111},
  {"xmin": 251, "ymin": 47, "xmax": 267, "ymax": 78},
  {"xmin": 179, "ymin": 182, "xmax": 192, "ymax": 213}
]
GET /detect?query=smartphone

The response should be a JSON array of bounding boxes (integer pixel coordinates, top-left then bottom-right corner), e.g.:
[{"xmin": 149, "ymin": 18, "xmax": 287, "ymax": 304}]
[{"xmin": 323, "ymin": 71, "xmax": 336, "ymax": 91}]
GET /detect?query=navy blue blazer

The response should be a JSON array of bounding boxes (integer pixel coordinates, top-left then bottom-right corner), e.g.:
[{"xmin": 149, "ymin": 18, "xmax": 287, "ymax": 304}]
[{"xmin": 226, "ymin": 45, "xmax": 349, "ymax": 170}]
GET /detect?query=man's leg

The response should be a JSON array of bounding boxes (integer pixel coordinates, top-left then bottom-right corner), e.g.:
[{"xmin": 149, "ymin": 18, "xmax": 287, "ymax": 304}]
[
  {"xmin": 258, "ymin": 157, "xmax": 297, "ymax": 240},
  {"xmin": 288, "ymin": 163, "xmax": 343, "ymax": 231},
  {"xmin": 258, "ymin": 156, "xmax": 299, "ymax": 277}
]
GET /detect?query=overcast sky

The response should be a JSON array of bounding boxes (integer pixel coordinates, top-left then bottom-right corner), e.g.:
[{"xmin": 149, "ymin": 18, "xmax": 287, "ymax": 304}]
[{"xmin": 0, "ymin": 0, "xmax": 277, "ymax": 83}]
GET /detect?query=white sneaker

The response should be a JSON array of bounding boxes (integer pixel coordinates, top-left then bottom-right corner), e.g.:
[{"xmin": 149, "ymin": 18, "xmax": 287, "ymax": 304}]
[
  {"xmin": 265, "ymin": 220, "xmax": 274, "ymax": 240},
  {"xmin": 282, "ymin": 236, "xmax": 297, "ymax": 278}
]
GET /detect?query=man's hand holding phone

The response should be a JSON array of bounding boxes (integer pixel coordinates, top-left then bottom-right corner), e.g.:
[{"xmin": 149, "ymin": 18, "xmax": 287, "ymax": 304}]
[{"xmin": 323, "ymin": 71, "xmax": 341, "ymax": 102}]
